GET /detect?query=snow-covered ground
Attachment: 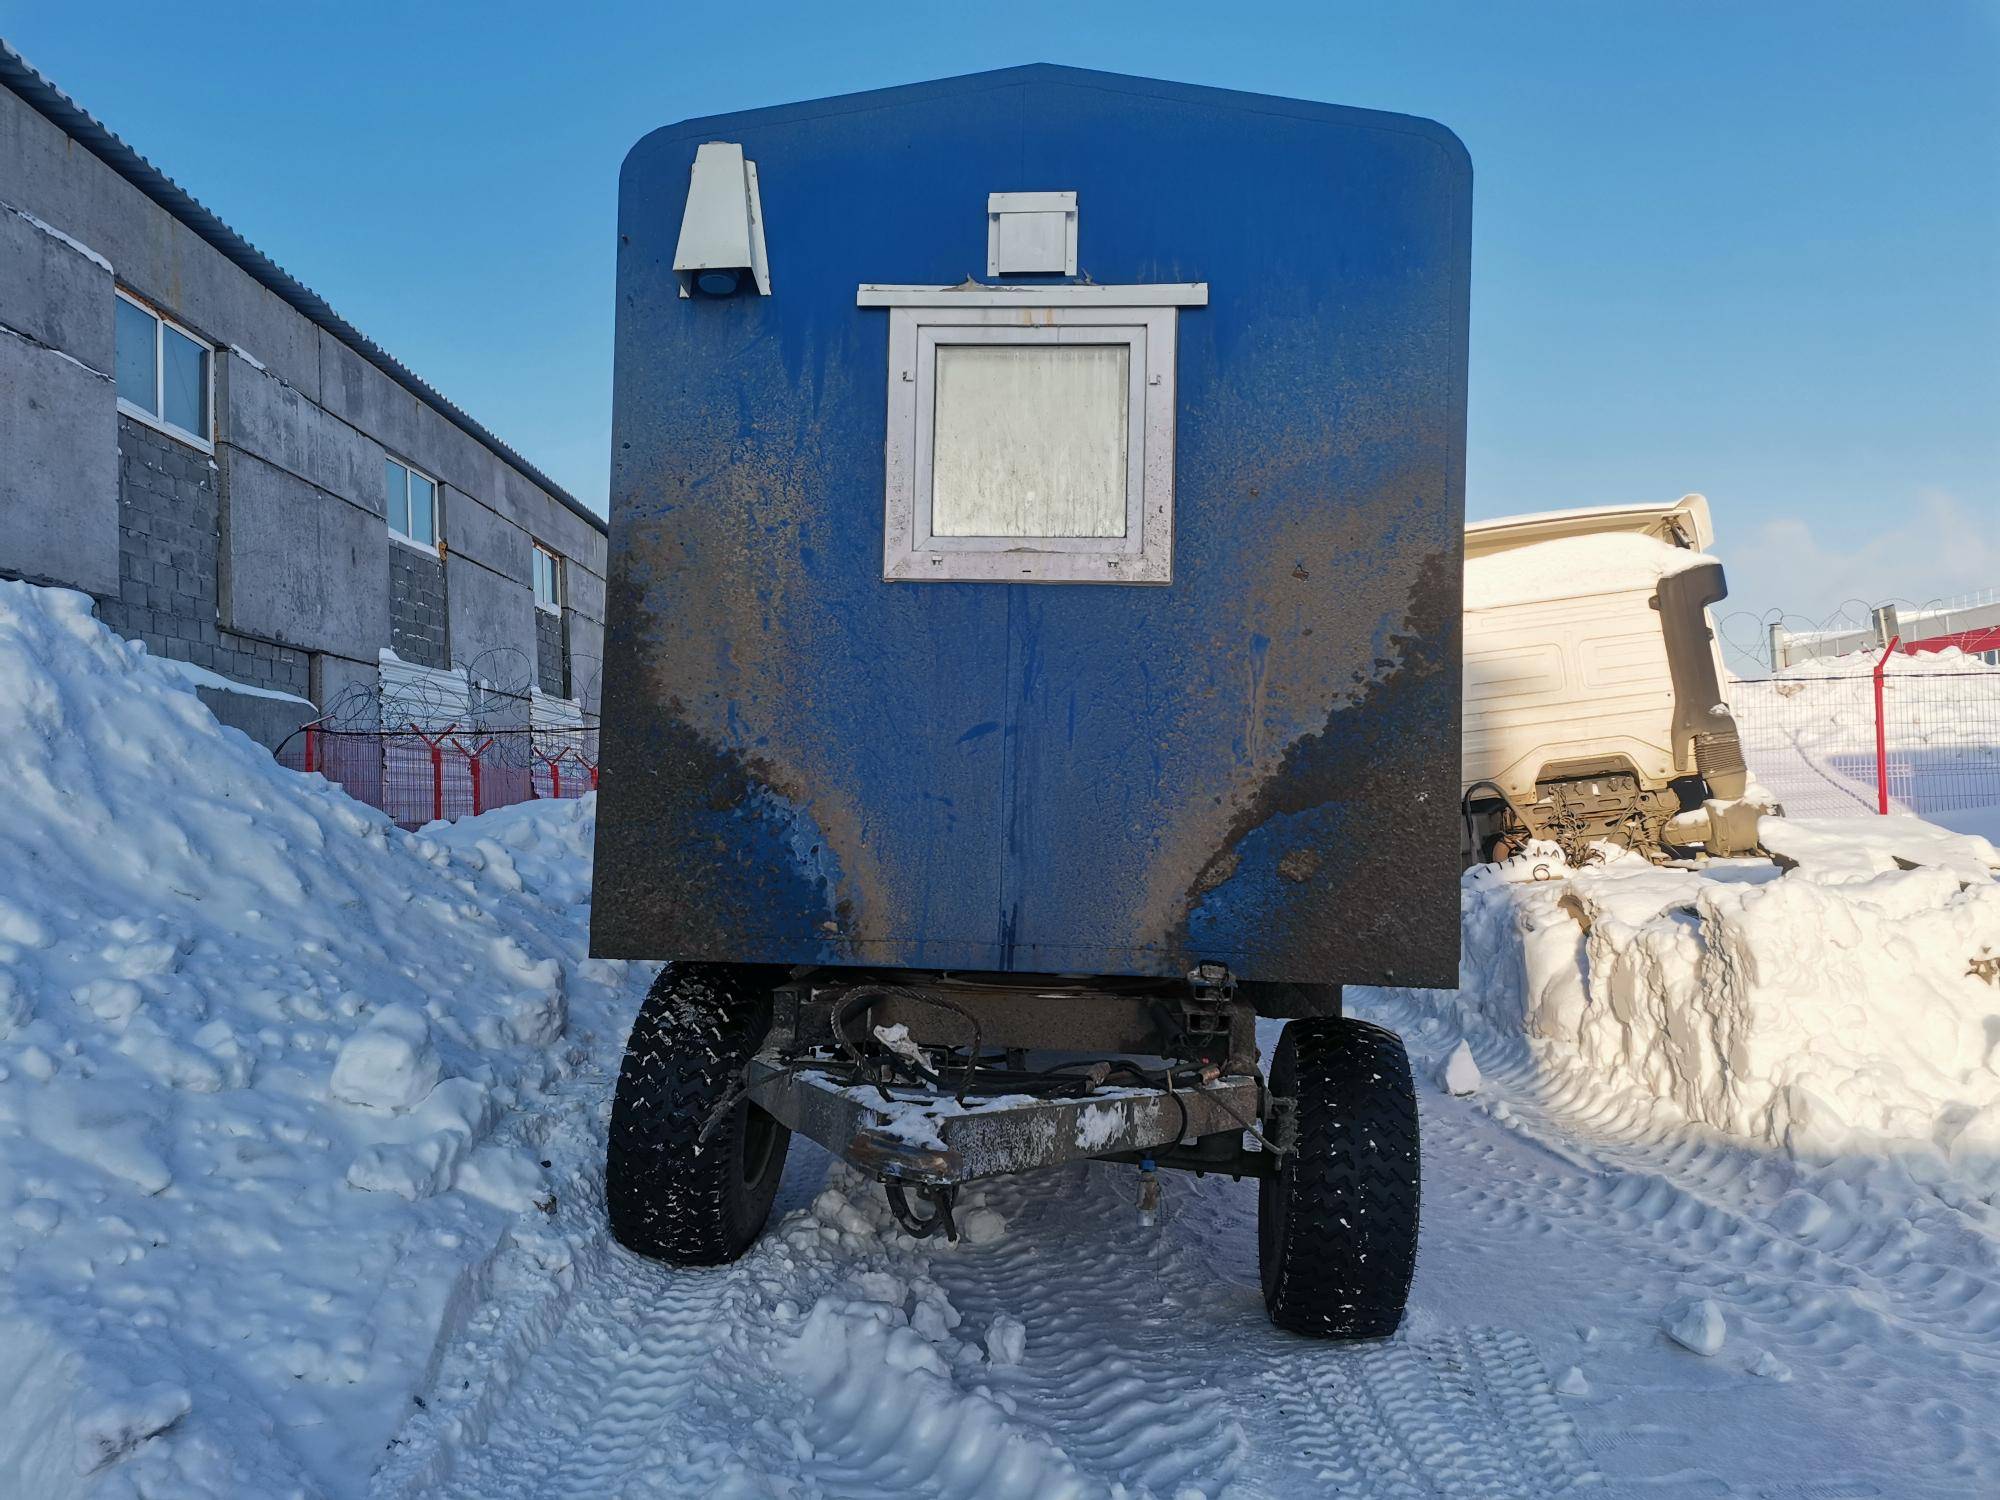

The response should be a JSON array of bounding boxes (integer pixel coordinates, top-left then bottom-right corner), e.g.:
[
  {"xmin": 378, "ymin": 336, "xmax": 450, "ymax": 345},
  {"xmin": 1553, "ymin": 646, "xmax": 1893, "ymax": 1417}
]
[
  {"xmin": 0, "ymin": 584, "xmax": 653, "ymax": 1497},
  {"xmin": 373, "ymin": 833, "xmax": 2000, "ymax": 1500},
  {"xmin": 5, "ymin": 578, "xmax": 2000, "ymax": 1498}
]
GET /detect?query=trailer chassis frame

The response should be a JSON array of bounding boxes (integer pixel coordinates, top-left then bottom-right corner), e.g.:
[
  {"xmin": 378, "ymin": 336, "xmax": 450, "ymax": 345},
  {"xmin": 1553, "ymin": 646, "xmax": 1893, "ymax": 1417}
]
[{"xmin": 741, "ymin": 971, "xmax": 1290, "ymax": 1204}]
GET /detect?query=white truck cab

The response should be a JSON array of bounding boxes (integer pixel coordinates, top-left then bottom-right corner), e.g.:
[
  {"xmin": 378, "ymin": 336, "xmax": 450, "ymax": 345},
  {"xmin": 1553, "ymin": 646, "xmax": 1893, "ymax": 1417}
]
[{"xmin": 1461, "ymin": 495, "xmax": 1757, "ymax": 862}]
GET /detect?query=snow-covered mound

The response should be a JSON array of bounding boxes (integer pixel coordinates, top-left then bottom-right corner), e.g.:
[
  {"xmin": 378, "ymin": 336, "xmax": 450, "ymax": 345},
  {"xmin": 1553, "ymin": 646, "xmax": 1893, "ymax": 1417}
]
[
  {"xmin": 1444, "ymin": 825, "xmax": 2000, "ymax": 1171},
  {"xmin": 1464, "ymin": 531, "xmax": 1713, "ymax": 611},
  {"xmin": 1746, "ymin": 642, "xmax": 2000, "ymax": 680},
  {"xmin": 0, "ymin": 584, "xmax": 649, "ymax": 1497}
]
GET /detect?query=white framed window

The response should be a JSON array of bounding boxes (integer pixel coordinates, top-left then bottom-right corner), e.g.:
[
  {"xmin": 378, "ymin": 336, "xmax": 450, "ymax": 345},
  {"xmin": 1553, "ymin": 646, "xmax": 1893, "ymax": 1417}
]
[
  {"xmin": 532, "ymin": 543, "xmax": 563, "ymax": 613},
  {"xmin": 383, "ymin": 457, "xmax": 440, "ymax": 552},
  {"xmin": 114, "ymin": 289, "xmax": 213, "ymax": 450},
  {"xmin": 859, "ymin": 283, "xmax": 1205, "ymax": 584}
]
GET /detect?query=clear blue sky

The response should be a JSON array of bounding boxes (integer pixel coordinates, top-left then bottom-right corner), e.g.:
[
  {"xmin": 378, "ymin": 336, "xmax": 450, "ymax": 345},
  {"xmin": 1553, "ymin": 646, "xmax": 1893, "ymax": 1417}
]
[{"xmin": 7, "ymin": 1, "xmax": 1995, "ymax": 668}]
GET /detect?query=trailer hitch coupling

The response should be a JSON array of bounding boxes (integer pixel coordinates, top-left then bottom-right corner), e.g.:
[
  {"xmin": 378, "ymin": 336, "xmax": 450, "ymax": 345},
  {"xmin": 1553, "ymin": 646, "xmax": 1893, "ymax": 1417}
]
[
  {"xmin": 885, "ymin": 1181, "xmax": 960, "ymax": 1242},
  {"xmin": 847, "ymin": 1127, "xmax": 962, "ymax": 1182}
]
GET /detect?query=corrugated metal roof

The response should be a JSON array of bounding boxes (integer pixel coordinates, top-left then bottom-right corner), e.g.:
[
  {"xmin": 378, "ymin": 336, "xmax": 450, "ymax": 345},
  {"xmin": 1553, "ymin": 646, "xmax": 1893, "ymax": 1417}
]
[{"xmin": 0, "ymin": 38, "xmax": 605, "ymax": 535}]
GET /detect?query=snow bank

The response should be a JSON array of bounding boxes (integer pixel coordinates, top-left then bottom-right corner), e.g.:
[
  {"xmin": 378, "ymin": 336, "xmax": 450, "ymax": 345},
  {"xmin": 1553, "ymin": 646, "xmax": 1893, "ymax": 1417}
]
[
  {"xmin": 1761, "ymin": 814, "xmax": 2000, "ymax": 884},
  {"xmin": 0, "ymin": 584, "xmax": 648, "ymax": 1497},
  {"xmin": 1443, "ymin": 825, "xmax": 2000, "ymax": 1172},
  {"xmin": 1749, "ymin": 642, "xmax": 2000, "ymax": 681}
]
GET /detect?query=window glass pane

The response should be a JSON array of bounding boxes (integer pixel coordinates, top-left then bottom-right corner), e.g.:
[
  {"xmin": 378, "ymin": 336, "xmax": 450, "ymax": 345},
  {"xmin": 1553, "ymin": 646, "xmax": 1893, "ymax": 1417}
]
[
  {"xmin": 931, "ymin": 343, "xmax": 1129, "ymax": 538},
  {"xmin": 162, "ymin": 325, "xmax": 208, "ymax": 436},
  {"xmin": 384, "ymin": 460, "xmax": 409, "ymax": 535},
  {"xmin": 115, "ymin": 298, "xmax": 158, "ymax": 415},
  {"xmin": 409, "ymin": 474, "xmax": 436, "ymax": 545}
]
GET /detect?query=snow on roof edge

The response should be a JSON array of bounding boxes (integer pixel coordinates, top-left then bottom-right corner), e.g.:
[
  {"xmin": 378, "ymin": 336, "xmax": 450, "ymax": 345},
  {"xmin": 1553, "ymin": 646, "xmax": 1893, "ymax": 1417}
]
[
  {"xmin": 1468, "ymin": 494, "xmax": 1713, "ymax": 555},
  {"xmin": 1464, "ymin": 530, "xmax": 1716, "ymax": 612}
]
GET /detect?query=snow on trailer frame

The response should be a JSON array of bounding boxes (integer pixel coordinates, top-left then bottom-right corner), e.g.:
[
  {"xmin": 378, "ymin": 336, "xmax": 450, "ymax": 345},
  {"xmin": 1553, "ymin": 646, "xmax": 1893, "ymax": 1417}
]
[{"xmin": 593, "ymin": 66, "xmax": 1469, "ymax": 1337}]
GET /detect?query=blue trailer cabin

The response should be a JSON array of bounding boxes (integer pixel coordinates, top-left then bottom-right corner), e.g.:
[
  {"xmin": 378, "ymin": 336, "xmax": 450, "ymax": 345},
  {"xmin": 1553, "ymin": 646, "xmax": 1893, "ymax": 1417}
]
[
  {"xmin": 591, "ymin": 64, "xmax": 1470, "ymax": 992},
  {"xmin": 597, "ymin": 65, "xmax": 1467, "ymax": 1335}
]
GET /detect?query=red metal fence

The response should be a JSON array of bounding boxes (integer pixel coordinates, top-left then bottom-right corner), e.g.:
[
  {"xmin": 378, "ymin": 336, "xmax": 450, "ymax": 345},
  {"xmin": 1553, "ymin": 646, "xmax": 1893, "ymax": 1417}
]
[
  {"xmin": 277, "ymin": 663, "xmax": 1997, "ymax": 834},
  {"xmin": 278, "ymin": 724, "xmax": 599, "ymax": 828},
  {"xmin": 1730, "ymin": 655, "xmax": 2000, "ymax": 824}
]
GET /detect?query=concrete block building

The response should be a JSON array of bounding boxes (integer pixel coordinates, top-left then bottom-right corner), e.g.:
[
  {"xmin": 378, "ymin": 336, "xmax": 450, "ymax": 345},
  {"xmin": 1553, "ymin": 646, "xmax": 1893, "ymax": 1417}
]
[{"xmin": 0, "ymin": 43, "xmax": 606, "ymax": 748}]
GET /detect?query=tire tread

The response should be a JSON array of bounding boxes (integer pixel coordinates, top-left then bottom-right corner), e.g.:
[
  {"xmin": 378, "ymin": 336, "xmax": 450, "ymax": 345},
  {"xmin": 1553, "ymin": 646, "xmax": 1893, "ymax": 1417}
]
[
  {"xmin": 606, "ymin": 963, "xmax": 787, "ymax": 1266},
  {"xmin": 1261, "ymin": 1017, "xmax": 1421, "ymax": 1339}
]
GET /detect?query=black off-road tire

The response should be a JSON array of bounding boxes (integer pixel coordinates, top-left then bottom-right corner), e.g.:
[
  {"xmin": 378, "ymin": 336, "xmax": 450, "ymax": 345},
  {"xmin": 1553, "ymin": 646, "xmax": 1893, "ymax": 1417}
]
[
  {"xmin": 1259, "ymin": 1017, "xmax": 1420, "ymax": 1339},
  {"xmin": 606, "ymin": 962, "xmax": 791, "ymax": 1266}
]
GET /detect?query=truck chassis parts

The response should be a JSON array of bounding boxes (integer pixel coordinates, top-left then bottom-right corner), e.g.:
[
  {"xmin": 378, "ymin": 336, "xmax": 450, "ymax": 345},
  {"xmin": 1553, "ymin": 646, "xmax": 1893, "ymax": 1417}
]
[{"xmin": 606, "ymin": 962, "xmax": 1421, "ymax": 1340}]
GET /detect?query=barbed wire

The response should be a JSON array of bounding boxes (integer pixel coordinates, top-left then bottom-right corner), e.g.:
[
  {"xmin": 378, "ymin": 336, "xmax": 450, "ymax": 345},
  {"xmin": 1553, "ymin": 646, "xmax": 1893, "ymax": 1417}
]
[
  {"xmin": 1718, "ymin": 589, "xmax": 2000, "ymax": 674},
  {"xmin": 295, "ymin": 648, "xmax": 604, "ymax": 772}
]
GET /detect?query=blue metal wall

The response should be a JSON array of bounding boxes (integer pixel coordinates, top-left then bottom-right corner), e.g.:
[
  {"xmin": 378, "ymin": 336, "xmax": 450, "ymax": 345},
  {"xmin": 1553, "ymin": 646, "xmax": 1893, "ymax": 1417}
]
[{"xmin": 592, "ymin": 65, "xmax": 1470, "ymax": 988}]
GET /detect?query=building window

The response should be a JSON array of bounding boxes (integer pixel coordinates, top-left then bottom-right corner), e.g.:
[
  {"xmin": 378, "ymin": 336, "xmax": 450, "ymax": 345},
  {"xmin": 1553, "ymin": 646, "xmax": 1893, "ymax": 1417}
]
[
  {"xmin": 859, "ymin": 283, "xmax": 1205, "ymax": 585},
  {"xmin": 533, "ymin": 544, "xmax": 562, "ymax": 613},
  {"xmin": 114, "ymin": 290, "xmax": 212, "ymax": 449},
  {"xmin": 384, "ymin": 458, "xmax": 439, "ymax": 550}
]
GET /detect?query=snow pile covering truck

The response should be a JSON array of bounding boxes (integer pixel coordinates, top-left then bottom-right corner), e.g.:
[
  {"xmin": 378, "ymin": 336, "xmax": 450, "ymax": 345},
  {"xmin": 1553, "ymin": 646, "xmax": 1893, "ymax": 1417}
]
[{"xmin": 1461, "ymin": 494, "xmax": 1763, "ymax": 863}]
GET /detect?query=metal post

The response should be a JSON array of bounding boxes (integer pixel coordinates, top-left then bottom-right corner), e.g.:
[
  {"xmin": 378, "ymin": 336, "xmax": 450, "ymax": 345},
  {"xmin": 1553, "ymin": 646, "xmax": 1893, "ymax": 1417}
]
[
  {"xmin": 474, "ymin": 738, "xmax": 495, "ymax": 816},
  {"xmin": 1872, "ymin": 603, "xmax": 1900, "ymax": 650},
  {"xmin": 405, "ymin": 723, "xmax": 455, "ymax": 826},
  {"xmin": 1873, "ymin": 635, "xmax": 1900, "ymax": 815},
  {"xmin": 304, "ymin": 726, "xmax": 317, "ymax": 775}
]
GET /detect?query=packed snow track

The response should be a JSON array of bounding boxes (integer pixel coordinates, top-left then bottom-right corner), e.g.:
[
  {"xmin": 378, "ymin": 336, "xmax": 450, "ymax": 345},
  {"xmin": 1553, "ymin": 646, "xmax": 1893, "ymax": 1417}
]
[
  {"xmin": 371, "ymin": 1117, "xmax": 1592, "ymax": 1500},
  {"xmin": 370, "ymin": 1000, "xmax": 1997, "ymax": 1500}
]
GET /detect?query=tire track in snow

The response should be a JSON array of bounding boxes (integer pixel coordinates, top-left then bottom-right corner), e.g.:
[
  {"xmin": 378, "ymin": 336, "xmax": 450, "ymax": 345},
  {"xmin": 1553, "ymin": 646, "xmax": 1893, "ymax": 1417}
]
[
  {"xmin": 376, "ymin": 984, "xmax": 2000, "ymax": 1499},
  {"xmin": 928, "ymin": 1163, "xmax": 1592, "ymax": 1498},
  {"xmin": 1274, "ymin": 1329, "xmax": 1595, "ymax": 1498},
  {"xmin": 1370, "ymin": 990, "xmax": 2000, "ymax": 1370},
  {"xmin": 445, "ymin": 1276, "xmax": 721, "ymax": 1497},
  {"xmin": 377, "ymin": 1224, "xmax": 750, "ymax": 1499},
  {"xmin": 1361, "ymin": 990, "xmax": 2000, "ymax": 1495},
  {"xmin": 378, "ymin": 1134, "xmax": 1593, "ymax": 1500},
  {"xmin": 923, "ymin": 1163, "xmax": 1253, "ymax": 1496},
  {"xmin": 380, "ymin": 1146, "xmax": 1120, "ymax": 1500}
]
